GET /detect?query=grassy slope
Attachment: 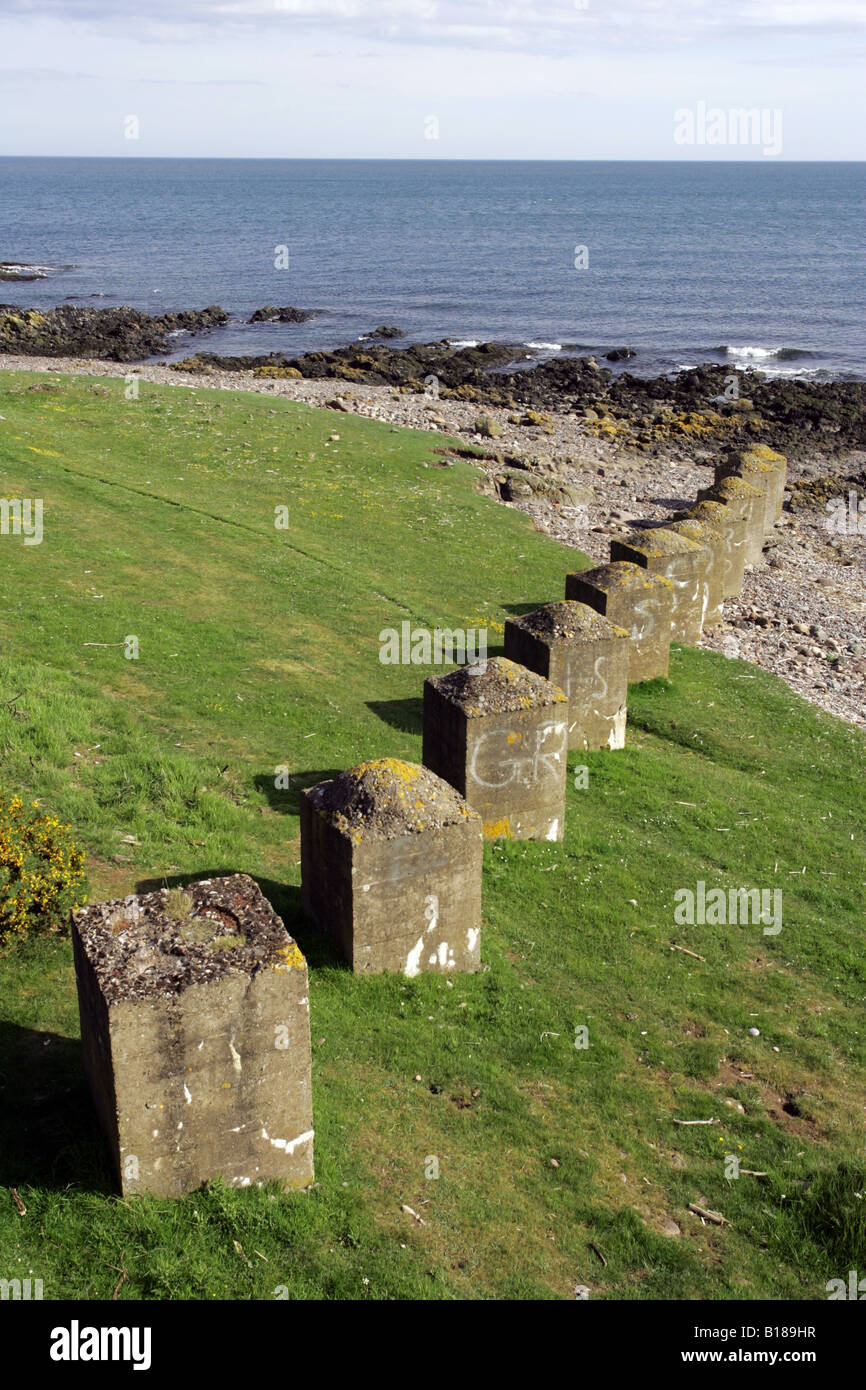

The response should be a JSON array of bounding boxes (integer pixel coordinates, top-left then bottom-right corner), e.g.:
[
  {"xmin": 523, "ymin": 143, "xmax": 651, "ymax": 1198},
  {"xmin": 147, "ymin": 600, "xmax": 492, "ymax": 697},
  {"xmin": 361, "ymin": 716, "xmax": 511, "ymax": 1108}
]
[{"xmin": 0, "ymin": 369, "xmax": 864, "ymax": 1301}]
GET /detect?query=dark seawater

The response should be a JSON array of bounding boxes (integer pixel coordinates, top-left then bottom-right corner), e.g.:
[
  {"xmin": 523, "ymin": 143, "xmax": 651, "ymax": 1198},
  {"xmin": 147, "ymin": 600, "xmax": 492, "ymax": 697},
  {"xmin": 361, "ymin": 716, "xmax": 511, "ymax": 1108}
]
[{"xmin": 0, "ymin": 158, "xmax": 864, "ymax": 380}]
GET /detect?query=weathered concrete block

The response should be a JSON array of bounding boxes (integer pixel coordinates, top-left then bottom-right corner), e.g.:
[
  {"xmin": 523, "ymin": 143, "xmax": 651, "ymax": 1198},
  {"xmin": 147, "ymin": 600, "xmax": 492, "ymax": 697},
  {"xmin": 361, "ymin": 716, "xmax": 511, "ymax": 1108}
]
[
  {"xmin": 71, "ymin": 874, "xmax": 314, "ymax": 1198},
  {"xmin": 609, "ymin": 528, "xmax": 710, "ymax": 645},
  {"xmin": 686, "ymin": 499, "xmax": 747, "ymax": 599},
  {"xmin": 422, "ymin": 656, "xmax": 568, "ymax": 841},
  {"xmin": 715, "ymin": 445, "xmax": 787, "ymax": 534},
  {"xmin": 503, "ymin": 600, "xmax": 629, "ymax": 751},
  {"xmin": 662, "ymin": 519, "xmax": 725, "ymax": 628},
  {"xmin": 565, "ymin": 561, "xmax": 673, "ymax": 684},
  {"xmin": 301, "ymin": 758, "xmax": 482, "ymax": 976},
  {"xmin": 695, "ymin": 475, "xmax": 765, "ymax": 567}
]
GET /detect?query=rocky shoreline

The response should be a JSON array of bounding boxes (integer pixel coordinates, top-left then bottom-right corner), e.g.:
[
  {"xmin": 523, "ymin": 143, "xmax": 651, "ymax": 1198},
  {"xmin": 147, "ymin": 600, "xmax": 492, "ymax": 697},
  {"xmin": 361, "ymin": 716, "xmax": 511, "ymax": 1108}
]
[
  {"xmin": 2, "ymin": 304, "xmax": 865, "ymax": 461},
  {"xmin": 0, "ymin": 304, "xmax": 229, "ymax": 361},
  {"xmin": 1, "ymin": 340, "xmax": 863, "ymax": 731},
  {"xmin": 172, "ymin": 338, "xmax": 866, "ymax": 466}
]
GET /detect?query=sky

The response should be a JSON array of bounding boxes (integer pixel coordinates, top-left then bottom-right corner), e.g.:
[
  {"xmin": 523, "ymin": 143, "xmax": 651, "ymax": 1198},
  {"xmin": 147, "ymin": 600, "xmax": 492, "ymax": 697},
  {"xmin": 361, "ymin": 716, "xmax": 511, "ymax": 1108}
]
[{"xmin": 0, "ymin": 0, "xmax": 864, "ymax": 159}]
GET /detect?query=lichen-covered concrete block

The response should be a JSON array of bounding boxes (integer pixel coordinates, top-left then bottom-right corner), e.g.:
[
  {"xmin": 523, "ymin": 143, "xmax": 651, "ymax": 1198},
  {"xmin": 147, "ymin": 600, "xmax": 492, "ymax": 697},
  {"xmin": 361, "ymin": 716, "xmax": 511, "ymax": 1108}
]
[
  {"xmin": 503, "ymin": 600, "xmax": 629, "ymax": 751},
  {"xmin": 301, "ymin": 759, "xmax": 482, "ymax": 975},
  {"xmin": 71, "ymin": 874, "xmax": 314, "ymax": 1198},
  {"xmin": 609, "ymin": 528, "xmax": 710, "ymax": 645},
  {"xmin": 422, "ymin": 656, "xmax": 568, "ymax": 841},
  {"xmin": 686, "ymin": 499, "xmax": 747, "ymax": 598},
  {"xmin": 715, "ymin": 445, "xmax": 787, "ymax": 534},
  {"xmin": 662, "ymin": 519, "xmax": 724, "ymax": 628},
  {"xmin": 696, "ymin": 475, "xmax": 765, "ymax": 566},
  {"xmin": 565, "ymin": 561, "xmax": 673, "ymax": 683}
]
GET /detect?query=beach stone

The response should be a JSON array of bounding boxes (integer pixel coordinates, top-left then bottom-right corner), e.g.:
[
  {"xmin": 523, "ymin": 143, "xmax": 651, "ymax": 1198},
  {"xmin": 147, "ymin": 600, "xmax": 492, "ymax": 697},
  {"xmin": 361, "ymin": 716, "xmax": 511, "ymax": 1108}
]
[
  {"xmin": 422, "ymin": 656, "xmax": 568, "ymax": 841},
  {"xmin": 662, "ymin": 519, "xmax": 725, "ymax": 628},
  {"xmin": 71, "ymin": 874, "xmax": 314, "ymax": 1198},
  {"xmin": 686, "ymin": 499, "xmax": 747, "ymax": 598},
  {"xmin": 715, "ymin": 445, "xmax": 787, "ymax": 534},
  {"xmin": 609, "ymin": 529, "xmax": 710, "ymax": 645},
  {"xmin": 503, "ymin": 600, "xmax": 629, "ymax": 751},
  {"xmin": 301, "ymin": 758, "xmax": 482, "ymax": 975},
  {"xmin": 565, "ymin": 562, "xmax": 674, "ymax": 683},
  {"xmin": 696, "ymin": 475, "xmax": 765, "ymax": 567}
]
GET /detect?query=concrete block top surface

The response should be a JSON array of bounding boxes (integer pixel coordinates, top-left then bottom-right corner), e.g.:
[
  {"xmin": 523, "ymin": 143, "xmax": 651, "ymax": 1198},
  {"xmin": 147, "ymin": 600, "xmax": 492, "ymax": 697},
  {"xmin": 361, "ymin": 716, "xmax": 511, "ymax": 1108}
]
[
  {"xmin": 703, "ymin": 476, "xmax": 763, "ymax": 503},
  {"xmin": 426, "ymin": 656, "xmax": 567, "ymax": 717},
  {"xmin": 509, "ymin": 599, "xmax": 629, "ymax": 643},
  {"xmin": 665, "ymin": 518, "xmax": 723, "ymax": 544},
  {"xmin": 615, "ymin": 528, "xmax": 704, "ymax": 560},
  {"xmin": 305, "ymin": 757, "xmax": 480, "ymax": 842},
  {"xmin": 688, "ymin": 500, "xmax": 736, "ymax": 524},
  {"xmin": 72, "ymin": 873, "xmax": 305, "ymax": 1005},
  {"xmin": 726, "ymin": 445, "xmax": 787, "ymax": 467},
  {"xmin": 570, "ymin": 561, "xmax": 674, "ymax": 596}
]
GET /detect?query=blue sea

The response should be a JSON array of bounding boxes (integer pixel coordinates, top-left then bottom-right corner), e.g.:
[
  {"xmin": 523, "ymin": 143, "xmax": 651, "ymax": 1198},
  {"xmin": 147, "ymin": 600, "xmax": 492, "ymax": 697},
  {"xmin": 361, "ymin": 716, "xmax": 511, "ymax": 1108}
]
[{"xmin": 1, "ymin": 158, "xmax": 864, "ymax": 380}]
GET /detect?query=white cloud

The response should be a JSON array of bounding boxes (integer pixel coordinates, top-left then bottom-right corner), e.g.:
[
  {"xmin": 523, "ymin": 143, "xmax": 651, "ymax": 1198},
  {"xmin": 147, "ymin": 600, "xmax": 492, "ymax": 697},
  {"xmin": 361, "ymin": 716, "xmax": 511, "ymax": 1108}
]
[
  {"xmin": 0, "ymin": 0, "xmax": 862, "ymax": 155},
  {"xmin": 1, "ymin": 0, "xmax": 863, "ymax": 53}
]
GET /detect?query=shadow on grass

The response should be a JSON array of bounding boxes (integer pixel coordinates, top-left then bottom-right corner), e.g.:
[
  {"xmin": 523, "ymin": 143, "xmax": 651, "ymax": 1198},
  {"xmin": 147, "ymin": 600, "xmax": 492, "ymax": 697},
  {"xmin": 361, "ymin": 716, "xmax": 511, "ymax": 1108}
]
[
  {"xmin": 134, "ymin": 869, "xmax": 343, "ymax": 970},
  {"xmin": 253, "ymin": 769, "xmax": 344, "ymax": 817},
  {"xmin": 366, "ymin": 698, "xmax": 423, "ymax": 735},
  {"xmin": 500, "ymin": 602, "xmax": 549, "ymax": 616},
  {"xmin": 0, "ymin": 1020, "xmax": 114, "ymax": 1194}
]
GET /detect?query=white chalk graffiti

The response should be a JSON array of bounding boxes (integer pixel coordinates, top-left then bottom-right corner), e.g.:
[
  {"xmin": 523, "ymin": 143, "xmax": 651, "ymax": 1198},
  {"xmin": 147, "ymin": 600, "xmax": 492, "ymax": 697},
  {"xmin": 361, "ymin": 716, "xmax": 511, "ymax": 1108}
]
[
  {"xmin": 428, "ymin": 941, "xmax": 456, "ymax": 968},
  {"xmin": 632, "ymin": 595, "xmax": 657, "ymax": 641},
  {"xmin": 591, "ymin": 655, "xmax": 608, "ymax": 701},
  {"xmin": 469, "ymin": 721, "xmax": 568, "ymax": 789},
  {"xmin": 699, "ymin": 579, "xmax": 710, "ymax": 627},
  {"xmin": 405, "ymin": 937, "xmax": 424, "ymax": 977},
  {"xmin": 405, "ymin": 894, "xmax": 442, "ymax": 977},
  {"xmin": 664, "ymin": 559, "xmax": 699, "ymax": 616}
]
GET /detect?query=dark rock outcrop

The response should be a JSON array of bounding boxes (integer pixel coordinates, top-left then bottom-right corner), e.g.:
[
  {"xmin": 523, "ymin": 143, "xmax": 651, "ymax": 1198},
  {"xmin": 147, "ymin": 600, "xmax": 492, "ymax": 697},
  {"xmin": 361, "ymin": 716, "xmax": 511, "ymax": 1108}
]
[
  {"xmin": 0, "ymin": 304, "xmax": 228, "ymax": 361},
  {"xmin": 359, "ymin": 325, "xmax": 406, "ymax": 340},
  {"xmin": 248, "ymin": 306, "xmax": 316, "ymax": 324}
]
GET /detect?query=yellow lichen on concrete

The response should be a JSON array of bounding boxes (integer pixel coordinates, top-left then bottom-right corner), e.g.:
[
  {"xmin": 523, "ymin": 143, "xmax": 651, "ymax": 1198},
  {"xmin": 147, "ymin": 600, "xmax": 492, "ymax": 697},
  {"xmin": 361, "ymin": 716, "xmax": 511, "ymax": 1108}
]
[
  {"xmin": 483, "ymin": 817, "xmax": 511, "ymax": 839},
  {"xmin": 349, "ymin": 757, "xmax": 422, "ymax": 787},
  {"xmin": 714, "ymin": 477, "xmax": 762, "ymax": 499},
  {"xmin": 271, "ymin": 942, "xmax": 307, "ymax": 972},
  {"xmin": 736, "ymin": 444, "xmax": 787, "ymax": 465}
]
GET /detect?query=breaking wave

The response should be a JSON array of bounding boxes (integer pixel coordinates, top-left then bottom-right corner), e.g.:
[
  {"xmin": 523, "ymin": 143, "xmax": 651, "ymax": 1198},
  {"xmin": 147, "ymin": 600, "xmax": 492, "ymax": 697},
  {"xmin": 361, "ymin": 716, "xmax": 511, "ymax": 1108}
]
[{"xmin": 714, "ymin": 344, "xmax": 819, "ymax": 362}]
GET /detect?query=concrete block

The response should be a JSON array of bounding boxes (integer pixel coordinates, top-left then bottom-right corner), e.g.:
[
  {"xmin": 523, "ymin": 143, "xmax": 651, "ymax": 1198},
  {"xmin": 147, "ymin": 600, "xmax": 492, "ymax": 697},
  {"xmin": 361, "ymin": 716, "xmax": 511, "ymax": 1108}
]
[
  {"xmin": 662, "ymin": 519, "xmax": 725, "ymax": 628},
  {"xmin": 422, "ymin": 656, "xmax": 568, "ymax": 841},
  {"xmin": 504, "ymin": 600, "xmax": 629, "ymax": 750},
  {"xmin": 71, "ymin": 874, "xmax": 314, "ymax": 1198},
  {"xmin": 696, "ymin": 475, "xmax": 765, "ymax": 566},
  {"xmin": 686, "ymin": 499, "xmax": 747, "ymax": 598},
  {"xmin": 609, "ymin": 528, "xmax": 710, "ymax": 645},
  {"xmin": 301, "ymin": 758, "xmax": 482, "ymax": 975},
  {"xmin": 565, "ymin": 561, "xmax": 673, "ymax": 683},
  {"xmin": 715, "ymin": 445, "xmax": 787, "ymax": 534}
]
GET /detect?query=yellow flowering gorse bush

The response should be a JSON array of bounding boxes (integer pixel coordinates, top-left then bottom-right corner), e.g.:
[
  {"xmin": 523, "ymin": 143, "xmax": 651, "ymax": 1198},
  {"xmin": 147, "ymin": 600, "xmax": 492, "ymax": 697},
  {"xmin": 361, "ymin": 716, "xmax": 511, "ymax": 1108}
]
[{"xmin": 0, "ymin": 794, "xmax": 86, "ymax": 944}]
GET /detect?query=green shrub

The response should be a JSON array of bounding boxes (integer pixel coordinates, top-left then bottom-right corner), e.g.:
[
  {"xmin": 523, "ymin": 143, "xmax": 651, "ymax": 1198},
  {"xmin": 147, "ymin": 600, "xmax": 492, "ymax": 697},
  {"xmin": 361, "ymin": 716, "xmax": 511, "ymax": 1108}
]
[{"xmin": 0, "ymin": 793, "xmax": 86, "ymax": 944}]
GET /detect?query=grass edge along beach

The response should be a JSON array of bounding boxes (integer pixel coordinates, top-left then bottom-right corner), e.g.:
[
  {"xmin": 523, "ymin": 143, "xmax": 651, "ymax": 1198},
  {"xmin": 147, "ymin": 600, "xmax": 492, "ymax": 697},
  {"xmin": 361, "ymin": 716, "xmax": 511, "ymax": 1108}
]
[{"xmin": 1, "ymin": 368, "xmax": 865, "ymax": 1301}]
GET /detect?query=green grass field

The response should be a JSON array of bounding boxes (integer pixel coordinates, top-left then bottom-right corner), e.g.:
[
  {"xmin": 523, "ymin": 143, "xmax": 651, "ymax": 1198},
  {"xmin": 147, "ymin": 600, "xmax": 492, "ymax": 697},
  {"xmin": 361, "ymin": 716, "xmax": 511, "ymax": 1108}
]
[{"xmin": 1, "ymin": 369, "xmax": 864, "ymax": 1301}]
